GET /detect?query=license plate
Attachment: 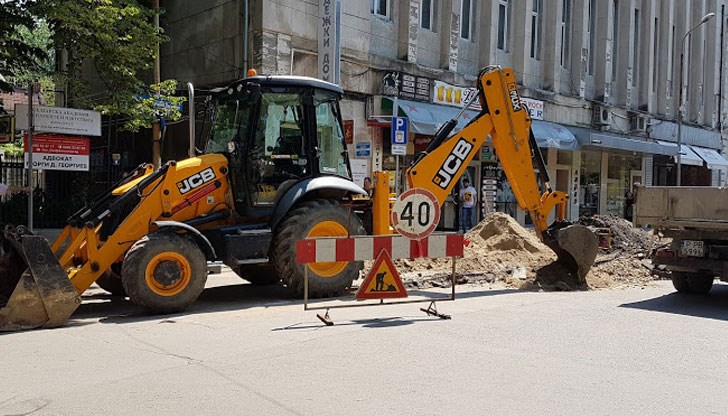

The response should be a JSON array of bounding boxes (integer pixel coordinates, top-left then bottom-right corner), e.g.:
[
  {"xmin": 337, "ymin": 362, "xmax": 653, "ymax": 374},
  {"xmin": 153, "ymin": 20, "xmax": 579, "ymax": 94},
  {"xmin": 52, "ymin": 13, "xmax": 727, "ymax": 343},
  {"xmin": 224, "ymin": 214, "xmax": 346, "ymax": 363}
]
[{"xmin": 680, "ymin": 240, "xmax": 705, "ymax": 257}]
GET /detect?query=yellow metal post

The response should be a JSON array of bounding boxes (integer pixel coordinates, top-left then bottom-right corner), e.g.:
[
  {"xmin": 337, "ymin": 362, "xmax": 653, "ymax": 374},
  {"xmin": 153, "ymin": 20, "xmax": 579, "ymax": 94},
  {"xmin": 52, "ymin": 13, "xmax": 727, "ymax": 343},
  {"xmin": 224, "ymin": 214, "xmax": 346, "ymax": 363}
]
[{"xmin": 371, "ymin": 171, "xmax": 391, "ymax": 235}]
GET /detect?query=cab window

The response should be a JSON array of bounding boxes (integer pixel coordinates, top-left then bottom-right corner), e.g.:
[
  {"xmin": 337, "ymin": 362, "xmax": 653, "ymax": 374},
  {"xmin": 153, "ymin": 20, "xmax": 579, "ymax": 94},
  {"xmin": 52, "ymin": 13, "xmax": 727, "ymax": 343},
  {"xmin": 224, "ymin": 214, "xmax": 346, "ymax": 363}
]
[
  {"xmin": 315, "ymin": 91, "xmax": 349, "ymax": 178},
  {"xmin": 248, "ymin": 91, "xmax": 308, "ymax": 206}
]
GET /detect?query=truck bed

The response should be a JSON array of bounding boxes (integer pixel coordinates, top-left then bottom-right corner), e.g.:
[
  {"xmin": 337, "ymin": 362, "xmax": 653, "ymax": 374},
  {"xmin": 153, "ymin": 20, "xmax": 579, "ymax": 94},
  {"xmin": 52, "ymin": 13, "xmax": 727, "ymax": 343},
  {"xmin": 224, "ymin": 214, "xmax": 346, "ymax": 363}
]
[{"xmin": 633, "ymin": 186, "xmax": 728, "ymax": 231}]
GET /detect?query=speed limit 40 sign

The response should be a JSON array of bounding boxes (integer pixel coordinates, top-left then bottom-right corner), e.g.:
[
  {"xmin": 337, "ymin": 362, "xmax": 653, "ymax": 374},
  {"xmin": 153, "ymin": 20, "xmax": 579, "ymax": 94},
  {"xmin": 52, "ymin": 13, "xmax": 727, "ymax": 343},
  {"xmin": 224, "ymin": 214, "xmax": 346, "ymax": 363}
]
[{"xmin": 391, "ymin": 188, "xmax": 441, "ymax": 240}]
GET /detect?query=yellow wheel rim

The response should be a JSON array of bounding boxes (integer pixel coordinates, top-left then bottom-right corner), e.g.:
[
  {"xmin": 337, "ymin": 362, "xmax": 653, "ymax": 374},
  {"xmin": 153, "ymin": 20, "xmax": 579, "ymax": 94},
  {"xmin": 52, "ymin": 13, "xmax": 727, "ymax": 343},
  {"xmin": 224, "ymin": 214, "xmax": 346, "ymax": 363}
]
[
  {"xmin": 145, "ymin": 252, "xmax": 191, "ymax": 296},
  {"xmin": 306, "ymin": 220, "xmax": 348, "ymax": 277}
]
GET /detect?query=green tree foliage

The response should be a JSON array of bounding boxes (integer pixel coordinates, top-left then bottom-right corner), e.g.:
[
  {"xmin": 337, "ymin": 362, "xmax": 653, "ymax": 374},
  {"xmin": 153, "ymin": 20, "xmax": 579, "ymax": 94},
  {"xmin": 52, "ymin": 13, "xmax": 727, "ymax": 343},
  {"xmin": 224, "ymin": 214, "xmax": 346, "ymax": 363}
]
[
  {"xmin": 1, "ymin": 0, "xmax": 185, "ymax": 131},
  {"xmin": 0, "ymin": 0, "xmax": 45, "ymax": 91}
]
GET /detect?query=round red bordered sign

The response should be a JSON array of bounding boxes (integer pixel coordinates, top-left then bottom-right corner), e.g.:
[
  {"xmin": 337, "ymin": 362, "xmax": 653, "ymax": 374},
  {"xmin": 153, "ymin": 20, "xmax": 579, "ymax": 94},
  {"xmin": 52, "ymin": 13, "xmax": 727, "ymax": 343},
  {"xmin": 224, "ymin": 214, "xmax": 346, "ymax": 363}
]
[{"xmin": 390, "ymin": 188, "xmax": 441, "ymax": 240}]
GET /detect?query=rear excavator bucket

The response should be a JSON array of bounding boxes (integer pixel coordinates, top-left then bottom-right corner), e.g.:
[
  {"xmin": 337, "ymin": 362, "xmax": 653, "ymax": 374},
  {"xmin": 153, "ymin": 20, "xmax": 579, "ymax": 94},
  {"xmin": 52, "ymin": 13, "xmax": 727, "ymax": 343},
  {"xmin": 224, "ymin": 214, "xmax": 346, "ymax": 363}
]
[
  {"xmin": 0, "ymin": 226, "xmax": 80, "ymax": 331},
  {"xmin": 543, "ymin": 223, "xmax": 599, "ymax": 285}
]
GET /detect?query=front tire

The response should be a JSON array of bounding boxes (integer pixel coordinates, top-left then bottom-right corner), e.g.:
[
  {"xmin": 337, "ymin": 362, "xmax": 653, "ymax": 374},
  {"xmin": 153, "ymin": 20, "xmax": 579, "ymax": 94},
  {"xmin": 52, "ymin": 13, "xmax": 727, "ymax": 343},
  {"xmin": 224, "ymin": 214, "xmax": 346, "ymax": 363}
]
[
  {"xmin": 271, "ymin": 199, "xmax": 365, "ymax": 298},
  {"xmin": 121, "ymin": 232, "xmax": 207, "ymax": 314},
  {"xmin": 687, "ymin": 273, "xmax": 714, "ymax": 294}
]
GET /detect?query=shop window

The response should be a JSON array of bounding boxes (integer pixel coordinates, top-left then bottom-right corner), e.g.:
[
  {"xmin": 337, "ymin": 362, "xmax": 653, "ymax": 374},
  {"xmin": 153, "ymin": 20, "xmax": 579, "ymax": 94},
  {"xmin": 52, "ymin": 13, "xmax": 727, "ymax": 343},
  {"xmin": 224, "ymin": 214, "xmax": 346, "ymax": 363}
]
[
  {"xmin": 579, "ymin": 150, "xmax": 601, "ymax": 217},
  {"xmin": 556, "ymin": 150, "xmax": 573, "ymax": 165},
  {"xmin": 606, "ymin": 154, "xmax": 641, "ymax": 217}
]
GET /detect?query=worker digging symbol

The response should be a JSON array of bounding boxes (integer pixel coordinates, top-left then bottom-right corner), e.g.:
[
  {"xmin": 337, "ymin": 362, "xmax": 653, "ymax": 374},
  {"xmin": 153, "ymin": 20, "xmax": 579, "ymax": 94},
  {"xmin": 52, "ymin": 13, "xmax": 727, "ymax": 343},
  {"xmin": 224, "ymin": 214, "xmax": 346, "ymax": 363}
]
[{"xmin": 356, "ymin": 250, "xmax": 407, "ymax": 300}]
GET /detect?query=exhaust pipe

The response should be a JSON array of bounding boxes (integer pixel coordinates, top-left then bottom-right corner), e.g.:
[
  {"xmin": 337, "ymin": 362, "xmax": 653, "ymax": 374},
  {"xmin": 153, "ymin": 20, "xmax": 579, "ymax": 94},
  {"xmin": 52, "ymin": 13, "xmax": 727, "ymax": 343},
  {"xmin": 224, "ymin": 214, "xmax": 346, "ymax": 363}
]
[{"xmin": 188, "ymin": 82, "xmax": 195, "ymax": 158}]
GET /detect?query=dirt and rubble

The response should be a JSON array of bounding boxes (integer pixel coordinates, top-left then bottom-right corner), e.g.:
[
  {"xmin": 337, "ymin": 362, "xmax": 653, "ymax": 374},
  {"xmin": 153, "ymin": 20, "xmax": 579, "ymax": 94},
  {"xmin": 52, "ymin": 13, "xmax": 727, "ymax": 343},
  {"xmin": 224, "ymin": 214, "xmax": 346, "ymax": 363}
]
[{"xmin": 369, "ymin": 212, "xmax": 666, "ymax": 292}]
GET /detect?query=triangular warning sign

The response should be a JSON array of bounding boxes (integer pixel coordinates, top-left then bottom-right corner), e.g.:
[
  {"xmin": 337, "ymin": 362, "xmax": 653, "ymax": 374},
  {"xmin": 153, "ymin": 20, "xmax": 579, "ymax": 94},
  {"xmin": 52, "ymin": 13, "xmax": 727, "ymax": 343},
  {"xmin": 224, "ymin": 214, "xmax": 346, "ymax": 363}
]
[{"xmin": 356, "ymin": 250, "xmax": 408, "ymax": 300}]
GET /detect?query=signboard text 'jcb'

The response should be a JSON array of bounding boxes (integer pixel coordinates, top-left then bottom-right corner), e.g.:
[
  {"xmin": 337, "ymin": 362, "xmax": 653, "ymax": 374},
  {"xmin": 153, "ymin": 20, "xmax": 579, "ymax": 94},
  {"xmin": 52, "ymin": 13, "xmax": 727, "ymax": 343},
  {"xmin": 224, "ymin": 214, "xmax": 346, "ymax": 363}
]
[{"xmin": 432, "ymin": 139, "xmax": 474, "ymax": 189}]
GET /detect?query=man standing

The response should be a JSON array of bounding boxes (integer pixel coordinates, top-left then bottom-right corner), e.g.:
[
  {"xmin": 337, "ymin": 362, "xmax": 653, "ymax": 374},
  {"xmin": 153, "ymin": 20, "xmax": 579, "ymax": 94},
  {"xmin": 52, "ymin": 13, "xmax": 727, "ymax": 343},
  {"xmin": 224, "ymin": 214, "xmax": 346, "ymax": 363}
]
[{"xmin": 458, "ymin": 178, "xmax": 477, "ymax": 233}]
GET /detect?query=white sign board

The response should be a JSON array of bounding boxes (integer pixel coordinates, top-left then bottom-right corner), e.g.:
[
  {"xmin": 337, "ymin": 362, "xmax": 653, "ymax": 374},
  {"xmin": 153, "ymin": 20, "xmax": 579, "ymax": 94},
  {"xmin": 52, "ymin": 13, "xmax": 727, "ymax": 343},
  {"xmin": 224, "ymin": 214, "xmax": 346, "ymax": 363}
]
[
  {"xmin": 24, "ymin": 134, "xmax": 90, "ymax": 171},
  {"xmin": 15, "ymin": 104, "xmax": 102, "ymax": 136},
  {"xmin": 390, "ymin": 188, "xmax": 441, "ymax": 240},
  {"xmin": 391, "ymin": 144, "xmax": 407, "ymax": 155},
  {"xmin": 350, "ymin": 159, "xmax": 368, "ymax": 188},
  {"xmin": 521, "ymin": 97, "xmax": 544, "ymax": 120}
]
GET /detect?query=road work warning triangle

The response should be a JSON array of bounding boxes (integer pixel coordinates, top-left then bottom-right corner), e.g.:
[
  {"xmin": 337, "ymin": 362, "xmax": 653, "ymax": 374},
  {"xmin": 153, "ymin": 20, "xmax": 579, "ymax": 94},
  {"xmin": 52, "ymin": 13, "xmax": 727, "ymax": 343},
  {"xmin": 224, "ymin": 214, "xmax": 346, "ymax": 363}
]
[{"xmin": 356, "ymin": 250, "xmax": 408, "ymax": 300}]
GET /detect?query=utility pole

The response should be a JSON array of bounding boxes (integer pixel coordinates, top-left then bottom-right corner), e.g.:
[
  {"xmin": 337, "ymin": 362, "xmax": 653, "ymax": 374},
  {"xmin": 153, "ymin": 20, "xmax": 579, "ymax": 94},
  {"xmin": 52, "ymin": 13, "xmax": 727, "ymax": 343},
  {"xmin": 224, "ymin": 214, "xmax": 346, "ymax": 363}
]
[
  {"xmin": 26, "ymin": 82, "xmax": 39, "ymax": 231},
  {"xmin": 152, "ymin": 0, "xmax": 161, "ymax": 170}
]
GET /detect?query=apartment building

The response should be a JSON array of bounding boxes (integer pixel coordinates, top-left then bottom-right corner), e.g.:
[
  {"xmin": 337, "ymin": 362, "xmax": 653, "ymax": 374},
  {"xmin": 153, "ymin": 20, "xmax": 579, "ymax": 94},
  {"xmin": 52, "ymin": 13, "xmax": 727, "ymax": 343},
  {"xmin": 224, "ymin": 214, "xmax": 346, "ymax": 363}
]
[{"xmin": 159, "ymin": 0, "xmax": 728, "ymax": 225}]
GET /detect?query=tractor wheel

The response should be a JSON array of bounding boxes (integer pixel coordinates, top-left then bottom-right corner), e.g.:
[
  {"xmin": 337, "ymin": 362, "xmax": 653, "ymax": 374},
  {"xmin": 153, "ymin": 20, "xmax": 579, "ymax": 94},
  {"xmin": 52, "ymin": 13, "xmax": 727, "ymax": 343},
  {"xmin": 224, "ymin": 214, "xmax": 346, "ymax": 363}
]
[
  {"xmin": 233, "ymin": 264, "xmax": 281, "ymax": 286},
  {"xmin": 95, "ymin": 263, "xmax": 127, "ymax": 296},
  {"xmin": 271, "ymin": 199, "xmax": 365, "ymax": 298},
  {"xmin": 671, "ymin": 271, "xmax": 691, "ymax": 293},
  {"xmin": 687, "ymin": 273, "xmax": 714, "ymax": 294},
  {"xmin": 121, "ymin": 232, "xmax": 207, "ymax": 314}
]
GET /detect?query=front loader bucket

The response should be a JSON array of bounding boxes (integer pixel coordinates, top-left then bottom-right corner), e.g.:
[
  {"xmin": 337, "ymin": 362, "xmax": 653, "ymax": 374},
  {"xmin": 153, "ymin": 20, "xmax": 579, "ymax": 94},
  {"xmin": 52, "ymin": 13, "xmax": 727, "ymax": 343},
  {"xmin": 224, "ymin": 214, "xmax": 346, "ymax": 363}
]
[
  {"xmin": 0, "ymin": 228, "xmax": 80, "ymax": 331},
  {"xmin": 543, "ymin": 224, "xmax": 599, "ymax": 285}
]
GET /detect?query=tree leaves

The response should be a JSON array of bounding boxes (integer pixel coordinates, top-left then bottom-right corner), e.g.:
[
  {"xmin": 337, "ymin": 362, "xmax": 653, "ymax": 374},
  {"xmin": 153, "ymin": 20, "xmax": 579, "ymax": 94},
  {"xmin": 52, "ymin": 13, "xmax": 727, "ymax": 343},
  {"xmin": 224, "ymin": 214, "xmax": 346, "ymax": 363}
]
[{"xmin": 2, "ymin": 0, "xmax": 184, "ymax": 131}]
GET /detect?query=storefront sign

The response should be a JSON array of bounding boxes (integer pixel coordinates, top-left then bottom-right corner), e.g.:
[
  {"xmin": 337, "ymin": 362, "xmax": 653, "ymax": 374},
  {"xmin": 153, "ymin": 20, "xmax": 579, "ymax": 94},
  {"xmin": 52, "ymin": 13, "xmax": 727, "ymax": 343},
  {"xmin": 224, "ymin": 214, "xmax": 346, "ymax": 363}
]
[
  {"xmin": 432, "ymin": 80, "xmax": 482, "ymax": 111},
  {"xmin": 521, "ymin": 97, "xmax": 544, "ymax": 120},
  {"xmin": 343, "ymin": 119, "xmax": 354, "ymax": 144},
  {"xmin": 15, "ymin": 104, "xmax": 101, "ymax": 136},
  {"xmin": 318, "ymin": 0, "xmax": 340, "ymax": 83},
  {"xmin": 23, "ymin": 134, "xmax": 90, "ymax": 171},
  {"xmin": 355, "ymin": 141, "xmax": 372, "ymax": 158},
  {"xmin": 382, "ymin": 72, "xmax": 431, "ymax": 102}
]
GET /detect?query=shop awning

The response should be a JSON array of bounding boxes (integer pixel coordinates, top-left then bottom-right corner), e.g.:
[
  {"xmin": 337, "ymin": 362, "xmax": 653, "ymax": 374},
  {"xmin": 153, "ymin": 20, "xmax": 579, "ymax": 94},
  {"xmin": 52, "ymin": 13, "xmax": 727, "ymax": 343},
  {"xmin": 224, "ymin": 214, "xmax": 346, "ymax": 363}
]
[
  {"xmin": 691, "ymin": 146, "xmax": 728, "ymax": 169},
  {"xmin": 655, "ymin": 140, "xmax": 703, "ymax": 166},
  {"xmin": 572, "ymin": 127, "xmax": 677, "ymax": 156},
  {"xmin": 531, "ymin": 120, "xmax": 579, "ymax": 150},
  {"xmin": 391, "ymin": 99, "xmax": 481, "ymax": 135}
]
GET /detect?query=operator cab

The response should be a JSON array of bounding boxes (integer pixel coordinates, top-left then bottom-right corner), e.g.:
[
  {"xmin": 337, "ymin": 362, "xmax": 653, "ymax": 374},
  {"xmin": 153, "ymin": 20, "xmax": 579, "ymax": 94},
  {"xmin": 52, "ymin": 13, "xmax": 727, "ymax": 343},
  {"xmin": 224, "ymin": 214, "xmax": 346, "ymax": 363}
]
[{"xmin": 203, "ymin": 75, "xmax": 352, "ymax": 220}]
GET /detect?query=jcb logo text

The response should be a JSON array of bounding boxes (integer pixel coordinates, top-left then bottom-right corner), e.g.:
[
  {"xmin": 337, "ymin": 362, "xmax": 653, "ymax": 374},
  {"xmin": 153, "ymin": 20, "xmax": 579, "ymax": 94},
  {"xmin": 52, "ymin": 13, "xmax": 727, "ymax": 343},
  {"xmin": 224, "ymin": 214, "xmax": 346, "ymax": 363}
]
[
  {"xmin": 507, "ymin": 82, "xmax": 522, "ymax": 112},
  {"xmin": 177, "ymin": 167, "xmax": 216, "ymax": 194},
  {"xmin": 432, "ymin": 139, "xmax": 474, "ymax": 189}
]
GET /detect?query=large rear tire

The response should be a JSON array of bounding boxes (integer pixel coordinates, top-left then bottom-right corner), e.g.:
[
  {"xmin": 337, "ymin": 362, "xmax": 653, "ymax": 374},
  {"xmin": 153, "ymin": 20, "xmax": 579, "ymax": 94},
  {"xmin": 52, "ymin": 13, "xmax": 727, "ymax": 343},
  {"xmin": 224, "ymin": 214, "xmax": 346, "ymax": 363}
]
[
  {"xmin": 687, "ymin": 273, "xmax": 714, "ymax": 294},
  {"xmin": 271, "ymin": 199, "xmax": 365, "ymax": 298},
  {"xmin": 671, "ymin": 271, "xmax": 691, "ymax": 293},
  {"xmin": 121, "ymin": 232, "xmax": 207, "ymax": 314}
]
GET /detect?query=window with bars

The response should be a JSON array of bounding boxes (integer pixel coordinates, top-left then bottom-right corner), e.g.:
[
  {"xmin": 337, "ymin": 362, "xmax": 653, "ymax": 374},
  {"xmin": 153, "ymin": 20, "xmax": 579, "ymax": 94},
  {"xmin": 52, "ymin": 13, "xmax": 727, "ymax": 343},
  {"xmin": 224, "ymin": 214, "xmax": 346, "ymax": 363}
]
[
  {"xmin": 461, "ymin": 0, "xmax": 473, "ymax": 39},
  {"xmin": 421, "ymin": 0, "xmax": 435, "ymax": 30},
  {"xmin": 497, "ymin": 0, "xmax": 511, "ymax": 50},
  {"xmin": 530, "ymin": 0, "xmax": 543, "ymax": 60},
  {"xmin": 560, "ymin": 0, "xmax": 571, "ymax": 67}
]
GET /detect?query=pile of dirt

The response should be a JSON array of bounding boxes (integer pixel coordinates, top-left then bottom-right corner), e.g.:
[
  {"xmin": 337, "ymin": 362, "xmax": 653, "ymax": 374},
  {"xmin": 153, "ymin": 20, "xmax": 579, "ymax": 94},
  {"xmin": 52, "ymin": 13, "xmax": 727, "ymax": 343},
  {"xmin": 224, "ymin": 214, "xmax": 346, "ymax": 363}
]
[
  {"xmin": 382, "ymin": 212, "xmax": 658, "ymax": 292},
  {"xmin": 578, "ymin": 215, "xmax": 658, "ymax": 254}
]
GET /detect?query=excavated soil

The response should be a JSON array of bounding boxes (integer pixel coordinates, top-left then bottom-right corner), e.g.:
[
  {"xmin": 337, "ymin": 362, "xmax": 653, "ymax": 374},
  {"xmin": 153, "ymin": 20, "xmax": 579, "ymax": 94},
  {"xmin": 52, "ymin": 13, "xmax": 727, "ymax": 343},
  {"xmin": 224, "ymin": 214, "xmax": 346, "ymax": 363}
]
[{"xmin": 360, "ymin": 212, "xmax": 663, "ymax": 292}]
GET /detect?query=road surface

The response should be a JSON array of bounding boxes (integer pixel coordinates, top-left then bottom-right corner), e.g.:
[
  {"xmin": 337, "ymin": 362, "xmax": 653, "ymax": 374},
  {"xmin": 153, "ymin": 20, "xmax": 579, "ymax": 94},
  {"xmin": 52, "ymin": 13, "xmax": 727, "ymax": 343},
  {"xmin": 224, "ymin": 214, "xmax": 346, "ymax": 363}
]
[{"xmin": 2, "ymin": 272, "xmax": 728, "ymax": 415}]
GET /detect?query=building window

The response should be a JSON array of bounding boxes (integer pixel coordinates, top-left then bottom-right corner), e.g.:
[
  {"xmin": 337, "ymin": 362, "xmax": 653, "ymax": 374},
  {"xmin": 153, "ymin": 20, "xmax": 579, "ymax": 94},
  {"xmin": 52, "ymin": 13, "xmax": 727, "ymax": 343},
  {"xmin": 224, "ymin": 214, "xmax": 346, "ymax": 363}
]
[
  {"xmin": 652, "ymin": 17, "xmax": 658, "ymax": 93},
  {"xmin": 530, "ymin": 0, "xmax": 543, "ymax": 60},
  {"xmin": 588, "ymin": 0, "xmax": 596, "ymax": 75},
  {"xmin": 612, "ymin": 0, "xmax": 619, "ymax": 80},
  {"xmin": 497, "ymin": 0, "xmax": 511, "ymax": 51},
  {"xmin": 421, "ymin": 0, "xmax": 435, "ymax": 30},
  {"xmin": 560, "ymin": 0, "xmax": 571, "ymax": 67},
  {"xmin": 461, "ymin": 0, "xmax": 474, "ymax": 39},
  {"xmin": 372, "ymin": 0, "xmax": 388, "ymax": 17},
  {"xmin": 632, "ymin": 8, "xmax": 639, "ymax": 87}
]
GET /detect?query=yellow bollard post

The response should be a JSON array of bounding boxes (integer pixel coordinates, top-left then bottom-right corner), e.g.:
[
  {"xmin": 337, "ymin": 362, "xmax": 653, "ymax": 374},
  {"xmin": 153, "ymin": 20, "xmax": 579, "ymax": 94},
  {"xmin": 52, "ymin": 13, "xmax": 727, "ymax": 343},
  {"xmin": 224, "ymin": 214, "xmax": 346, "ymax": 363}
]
[{"xmin": 372, "ymin": 171, "xmax": 392, "ymax": 235}]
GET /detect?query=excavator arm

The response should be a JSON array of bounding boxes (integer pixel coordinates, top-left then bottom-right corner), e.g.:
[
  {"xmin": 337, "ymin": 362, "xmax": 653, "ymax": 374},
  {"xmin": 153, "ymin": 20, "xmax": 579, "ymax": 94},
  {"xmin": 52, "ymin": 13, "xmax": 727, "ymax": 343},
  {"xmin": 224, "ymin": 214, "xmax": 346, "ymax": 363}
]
[{"xmin": 405, "ymin": 66, "xmax": 598, "ymax": 280}]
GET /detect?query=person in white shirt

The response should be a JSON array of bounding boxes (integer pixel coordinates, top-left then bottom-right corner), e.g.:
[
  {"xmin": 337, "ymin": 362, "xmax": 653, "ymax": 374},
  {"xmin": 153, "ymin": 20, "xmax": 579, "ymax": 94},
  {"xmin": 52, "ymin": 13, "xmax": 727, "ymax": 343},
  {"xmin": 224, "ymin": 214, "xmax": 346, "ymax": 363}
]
[
  {"xmin": 0, "ymin": 183, "xmax": 7, "ymax": 197},
  {"xmin": 458, "ymin": 178, "xmax": 477, "ymax": 233},
  {"xmin": 0, "ymin": 184, "xmax": 27, "ymax": 197}
]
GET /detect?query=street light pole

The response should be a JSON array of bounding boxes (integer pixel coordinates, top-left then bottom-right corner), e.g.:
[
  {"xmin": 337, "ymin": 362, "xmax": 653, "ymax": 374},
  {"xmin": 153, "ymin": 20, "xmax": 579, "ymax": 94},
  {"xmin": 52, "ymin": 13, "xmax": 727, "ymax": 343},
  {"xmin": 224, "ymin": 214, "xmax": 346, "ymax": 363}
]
[{"xmin": 677, "ymin": 12, "xmax": 715, "ymax": 186}]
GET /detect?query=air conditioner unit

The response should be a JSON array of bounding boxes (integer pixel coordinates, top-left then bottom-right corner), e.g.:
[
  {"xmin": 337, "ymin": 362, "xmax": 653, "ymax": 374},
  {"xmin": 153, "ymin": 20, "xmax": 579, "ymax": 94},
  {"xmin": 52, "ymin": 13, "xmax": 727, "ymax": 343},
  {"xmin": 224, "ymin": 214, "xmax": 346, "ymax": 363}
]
[
  {"xmin": 628, "ymin": 112, "xmax": 649, "ymax": 133},
  {"xmin": 592, "ymin": 105, "xmax": 612, "ymax": 127}
]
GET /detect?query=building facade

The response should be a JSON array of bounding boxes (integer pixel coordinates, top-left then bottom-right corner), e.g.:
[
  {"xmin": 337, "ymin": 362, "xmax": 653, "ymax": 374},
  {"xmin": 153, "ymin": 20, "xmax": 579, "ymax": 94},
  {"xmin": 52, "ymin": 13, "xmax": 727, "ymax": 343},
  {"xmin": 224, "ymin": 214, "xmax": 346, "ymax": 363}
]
[{"xmin": 158, "ymin": 0, "xmax": 728, "ymax": 226}]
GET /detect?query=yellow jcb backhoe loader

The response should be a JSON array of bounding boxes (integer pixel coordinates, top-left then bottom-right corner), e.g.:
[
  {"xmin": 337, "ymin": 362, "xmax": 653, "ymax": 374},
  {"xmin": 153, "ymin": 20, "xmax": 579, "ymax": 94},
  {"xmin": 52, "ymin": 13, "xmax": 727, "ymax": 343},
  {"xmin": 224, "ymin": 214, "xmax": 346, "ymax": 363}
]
[
  {"xmin": 0, "ymin": 66, "xmax": 597, "ymax": 332},
  {"xmin": 391, "ymin": 66, "xmax": 598, "ymax": 278}
]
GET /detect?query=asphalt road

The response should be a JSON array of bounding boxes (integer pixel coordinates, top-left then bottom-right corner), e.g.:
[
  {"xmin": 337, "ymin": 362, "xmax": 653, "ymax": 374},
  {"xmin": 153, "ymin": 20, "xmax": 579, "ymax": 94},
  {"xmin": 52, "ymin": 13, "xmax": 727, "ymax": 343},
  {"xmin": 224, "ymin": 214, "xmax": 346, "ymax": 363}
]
[{"xmin": 3, "ymin": 272, "xmax": 728, "ymax": 416}]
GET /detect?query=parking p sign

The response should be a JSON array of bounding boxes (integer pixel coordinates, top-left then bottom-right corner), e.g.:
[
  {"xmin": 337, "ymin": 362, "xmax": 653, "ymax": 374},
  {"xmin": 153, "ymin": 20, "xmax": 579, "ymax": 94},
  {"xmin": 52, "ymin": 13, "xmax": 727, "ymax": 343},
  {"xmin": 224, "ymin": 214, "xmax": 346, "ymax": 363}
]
[{"xmin": 391, "ymin": 117, "xmax": 408, "ymax": 145}]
